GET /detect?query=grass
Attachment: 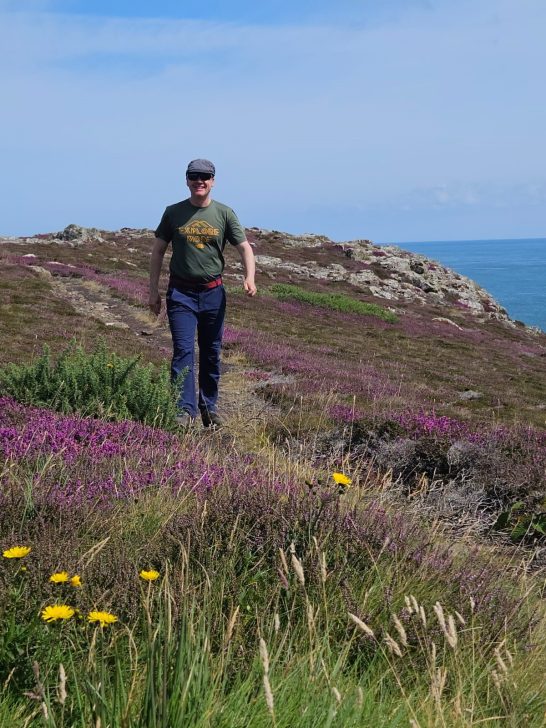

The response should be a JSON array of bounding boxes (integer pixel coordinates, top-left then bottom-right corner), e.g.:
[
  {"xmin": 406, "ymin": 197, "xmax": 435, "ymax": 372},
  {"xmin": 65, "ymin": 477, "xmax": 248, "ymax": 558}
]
[
  {"xmin": 20, "ymin": 570, "xmax": 545, "ymax": 727},
  {"xmin": 0, "ymin": 263, "xmax": 158, "ymax": 367},
  {"xmin": 268, "ymin": 283, "xmax": 398, "ymax": 322}
]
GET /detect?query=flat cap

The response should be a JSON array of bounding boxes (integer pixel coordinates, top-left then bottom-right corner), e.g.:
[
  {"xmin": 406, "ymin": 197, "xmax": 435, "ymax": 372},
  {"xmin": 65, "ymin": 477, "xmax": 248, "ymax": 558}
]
[{"xmin": 186, "ymin": 159, "xmax": 215, "ymax": 176}]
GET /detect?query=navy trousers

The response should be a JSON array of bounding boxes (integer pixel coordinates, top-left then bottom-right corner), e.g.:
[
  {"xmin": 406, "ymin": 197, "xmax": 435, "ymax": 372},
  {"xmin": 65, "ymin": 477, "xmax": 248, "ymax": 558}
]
[{"xmin": 166, "ymin": 284, "xmax": 226, "ymax": 417}]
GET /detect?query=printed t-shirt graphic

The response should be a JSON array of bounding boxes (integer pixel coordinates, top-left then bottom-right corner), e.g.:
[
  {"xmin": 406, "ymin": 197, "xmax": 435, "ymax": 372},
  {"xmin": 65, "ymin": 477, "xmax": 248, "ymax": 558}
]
[
  {"xmin": 155, "ymin": 200, "xmax": 246, "ymax": 282},
  {"xmin": 178, "ymin": 219, "xmax": 221, "ymax": 249}
]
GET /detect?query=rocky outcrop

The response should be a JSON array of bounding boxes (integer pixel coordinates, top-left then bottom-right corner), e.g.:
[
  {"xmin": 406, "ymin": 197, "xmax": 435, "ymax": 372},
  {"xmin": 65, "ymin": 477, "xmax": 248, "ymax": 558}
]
[
  {"xmin": 1, "ymin": 224, "xmax": 106, "ymax": 247},
  {"xmin": 56, "ymin": 224, "xmax": 105, "ymax": 243},
  {"xmin": 250, "ymin": 230, "xmax": 511, "ymax": 323}
]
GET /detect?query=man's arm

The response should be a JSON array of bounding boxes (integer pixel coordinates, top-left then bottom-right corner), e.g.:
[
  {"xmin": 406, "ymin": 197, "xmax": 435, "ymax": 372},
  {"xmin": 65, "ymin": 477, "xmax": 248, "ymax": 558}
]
[
  {"xmin": 149, "ymin": 236, "xmax": 169, "ymax": 315},
  {"xmin": 235, "ymin": 240, "xmax": 257, "ymax": 296}
]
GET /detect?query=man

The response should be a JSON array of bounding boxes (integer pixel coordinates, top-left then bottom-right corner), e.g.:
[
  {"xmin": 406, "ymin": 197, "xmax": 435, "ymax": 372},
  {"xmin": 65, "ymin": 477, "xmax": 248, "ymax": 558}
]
[{"xmin": 149, "ymin": 158, "xmax": 256, "ymax": 428}]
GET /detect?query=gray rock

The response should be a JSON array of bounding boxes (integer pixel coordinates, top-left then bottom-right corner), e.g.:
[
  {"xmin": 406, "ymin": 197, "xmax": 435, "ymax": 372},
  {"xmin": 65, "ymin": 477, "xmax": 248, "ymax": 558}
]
[
  {"xmin": 56, "ymin": 224, "xmax": 105, "ymax": 244},
  {"xmin": 456, "ymin": 390, "xmax": 483, "ymax": 401}
]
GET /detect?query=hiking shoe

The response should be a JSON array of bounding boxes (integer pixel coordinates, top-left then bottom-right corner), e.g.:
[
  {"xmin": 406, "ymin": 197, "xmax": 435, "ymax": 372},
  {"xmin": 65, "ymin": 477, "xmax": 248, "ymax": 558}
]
[
  {"xmin": 176, "ymin": 412, "xmax": 194, "ymax": 429},
  {"xmin": 201, "ymin": 411, "xmax": 223, "ymax": 429}
]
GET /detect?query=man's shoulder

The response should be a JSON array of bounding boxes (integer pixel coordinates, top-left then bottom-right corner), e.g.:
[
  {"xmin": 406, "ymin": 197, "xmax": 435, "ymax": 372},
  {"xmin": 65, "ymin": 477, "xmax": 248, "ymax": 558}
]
[
  {"xmin": 210, "ymin": 200, "xmax": 237, "ymax": 216},
  {"xmin": 164, "ymin": 199, "xmax": 191, "ymax": 215}
]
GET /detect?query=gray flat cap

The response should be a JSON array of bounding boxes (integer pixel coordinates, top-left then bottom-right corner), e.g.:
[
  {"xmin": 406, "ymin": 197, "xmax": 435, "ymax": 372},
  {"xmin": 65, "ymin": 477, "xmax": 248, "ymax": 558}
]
[{"xmin": 186, "ymin": 159, "xmax": 216, "ymax": 176}]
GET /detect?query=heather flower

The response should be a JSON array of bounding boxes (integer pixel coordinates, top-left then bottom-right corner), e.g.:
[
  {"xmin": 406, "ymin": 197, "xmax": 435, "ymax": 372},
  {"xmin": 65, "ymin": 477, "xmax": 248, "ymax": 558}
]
[
  {"xmin": 3, "ymin": 546, "xmax": 31, "ymax": 559},
  {"xmin": 49, "ymin": 572, "xmax": 70, "ymax": 583},
  {"xmin": 139, "ymin": 569, "xmax": 160, "ymax": 582},
  {"xmin": 88, "ymin": 610, "xmax": 118, "ymax": 627},
  {"xmin": 70, "ymin": 575, "xmax": 82, "ymax": 587},
  {"xmin": 41, "ymin": 605, "xmax": 75, "ymax": 622},
  {"xmin": 332, "ymin": 472, "xmax": 352, "ymax": 488}
]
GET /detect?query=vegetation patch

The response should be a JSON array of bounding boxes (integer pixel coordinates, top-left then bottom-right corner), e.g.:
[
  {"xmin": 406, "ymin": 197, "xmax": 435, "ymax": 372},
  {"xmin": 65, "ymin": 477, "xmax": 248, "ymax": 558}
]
[
  {"xmin": 0, "ymin": 398, "xmax": 544, "ymax": 724},
  {"xmin": 0, "ymin": 341, "xmax": 180, "ymax": 429},
  {"xmin": 268, "ymin": 283, "xmax": 397, "ymax": 322}
]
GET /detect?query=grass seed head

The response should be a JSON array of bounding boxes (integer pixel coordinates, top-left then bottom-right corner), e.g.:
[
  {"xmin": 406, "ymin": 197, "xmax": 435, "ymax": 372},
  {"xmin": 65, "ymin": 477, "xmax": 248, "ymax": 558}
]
[
  {"xmin": 446, "ymin": 614, "xmax": 458, "ymax": 649},
  {"xmin": 259, "ymin": 637, "xmax": 270, "ymax": 675},
  {"xmin": 348, "ymin": 612, "xmax": 375, "ymax": 639},
  {"xmin": 278, "ymin": 548, "xmax": 289, "ymax": 574},
  {"xmin": 384, "ymin": 633, "xmax": 403, "ymax": 657},
  {"xmin": 433, "ymin": 602, "xmax": 447, "ymax": 632},
  {"xmin": 57, "ymin": 664, "xmax": 67, "ymax": 706},
  {"xmin": 225, "ymin": 606, "xmax": 240, "ymax": 646},
  {"xmin": 494, "ymin": 647, "xmax": 509, "ymax": 675},
  {"xmin": 392, "ymin": 614, "xmax": 408, "ymax": 647},
  {"xmin": 319, "ymin": 551, "xmax": 327, "ymax": 584},
  {"xmin": 291, "ymin": 553, "xmax": 305, "ymax": 587},
  {"xmin": 263, "ymin": 674, "xmax": 275, "ymax": 717}
]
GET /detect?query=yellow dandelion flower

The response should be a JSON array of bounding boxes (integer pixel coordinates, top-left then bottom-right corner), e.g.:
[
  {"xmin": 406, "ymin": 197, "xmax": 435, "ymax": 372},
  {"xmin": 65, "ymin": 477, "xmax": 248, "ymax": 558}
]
[
  {"xmin": 332, "ymin": 472, "xmax": 352, "ymax": 487},
  {"xmin": 49, "ymin": 571, "xmax": 70, "ymax": 583},
  {"xmin": 3, "ymin": 546, "xmax": 31, "ymax": 559},
  {"xmin": 139, "ymin": 570, "xmax": 160, "ymax": 582},
  {"xmin": 70, "ymin": 575, "xmax": 82, "ymax": 587},
  {"xmin": 107, "ymin": 363, "xmax": 114, "ymax": 368},
  {"xmin": 41, "ymin": 604, "xmax": 75, "ymax": 622},
  {"xmin": 88, "ymin": 610, "xmax": 118, "ymax": 627}
]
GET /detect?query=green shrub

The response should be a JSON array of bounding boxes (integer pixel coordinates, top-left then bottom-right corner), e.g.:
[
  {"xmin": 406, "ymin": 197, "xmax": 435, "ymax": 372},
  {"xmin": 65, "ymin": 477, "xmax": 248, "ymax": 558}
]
[
  {"xmin": 0, "ymin": 341, "xmax": 181, "ymax": 429},
  {"xmin": 269, "ymin": 283, "xmax": 397, "ymax": 322}
]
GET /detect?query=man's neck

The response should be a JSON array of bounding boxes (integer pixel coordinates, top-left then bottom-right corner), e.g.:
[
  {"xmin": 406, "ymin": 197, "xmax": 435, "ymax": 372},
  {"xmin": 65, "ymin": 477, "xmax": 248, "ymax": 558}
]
[{"xmin": 189, "ymin": 195, "xmax": 212, "ymax": 208}]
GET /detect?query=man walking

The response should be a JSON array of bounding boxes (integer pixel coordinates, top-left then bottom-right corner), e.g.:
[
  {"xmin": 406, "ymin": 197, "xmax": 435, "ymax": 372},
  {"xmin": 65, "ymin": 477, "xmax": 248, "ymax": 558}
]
[{"xmin": 149, "ymin": 159, "xmax": 256, "ymax": 428}]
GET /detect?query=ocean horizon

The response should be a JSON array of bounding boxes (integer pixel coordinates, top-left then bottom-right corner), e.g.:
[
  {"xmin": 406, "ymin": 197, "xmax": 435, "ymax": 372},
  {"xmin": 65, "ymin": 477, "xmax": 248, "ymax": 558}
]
[{"xmin": 383, "ymin": 237, "xmax": 546, "ymax": 333}]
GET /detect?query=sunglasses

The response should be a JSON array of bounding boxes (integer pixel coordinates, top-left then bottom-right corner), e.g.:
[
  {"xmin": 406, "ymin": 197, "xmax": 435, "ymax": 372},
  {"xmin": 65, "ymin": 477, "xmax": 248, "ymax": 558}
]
[{"xmin": 187, "ymin": 173, "xmax": 213, "ymax": 181}]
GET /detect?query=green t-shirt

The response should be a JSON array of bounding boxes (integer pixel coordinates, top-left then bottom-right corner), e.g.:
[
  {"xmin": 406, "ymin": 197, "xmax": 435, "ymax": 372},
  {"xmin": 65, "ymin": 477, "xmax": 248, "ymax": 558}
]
[{"xmin": 155, "ymin": 199, "xmax": 246, "ymax": 282}]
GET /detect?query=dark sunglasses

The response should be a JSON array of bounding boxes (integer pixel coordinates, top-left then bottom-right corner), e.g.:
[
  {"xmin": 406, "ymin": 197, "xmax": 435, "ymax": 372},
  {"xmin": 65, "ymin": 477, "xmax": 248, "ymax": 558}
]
[{"xmin": 187, "ymin": 172, "xmax": 213, "ymax": 181}]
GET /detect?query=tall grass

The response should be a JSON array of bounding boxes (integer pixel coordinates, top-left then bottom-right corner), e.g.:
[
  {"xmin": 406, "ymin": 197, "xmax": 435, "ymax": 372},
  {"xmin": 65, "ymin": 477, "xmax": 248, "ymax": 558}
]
[{"xmin": 9, "ymin": 538, "xmax": 545, "ymax": 727}]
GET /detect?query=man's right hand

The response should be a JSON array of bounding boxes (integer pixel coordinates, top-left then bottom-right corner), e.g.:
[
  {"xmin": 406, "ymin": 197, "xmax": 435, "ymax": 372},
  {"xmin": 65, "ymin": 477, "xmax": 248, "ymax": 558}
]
[{"xmin": 149, "ymin": 292, "xmax": 161, "ymax": 316}]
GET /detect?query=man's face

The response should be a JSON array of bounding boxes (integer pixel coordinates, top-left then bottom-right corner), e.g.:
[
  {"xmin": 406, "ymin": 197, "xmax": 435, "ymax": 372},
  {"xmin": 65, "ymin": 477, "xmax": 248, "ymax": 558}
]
[{"xmin": 186, "ymin": 172, "xmax": 215, "ymax": 200}]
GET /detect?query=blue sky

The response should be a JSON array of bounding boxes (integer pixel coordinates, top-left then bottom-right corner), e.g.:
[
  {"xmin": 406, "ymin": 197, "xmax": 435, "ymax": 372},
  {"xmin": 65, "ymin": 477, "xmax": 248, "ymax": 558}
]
[{"xmin": 1, "ymin": 0, "xmax": 545, "ymax": 242}]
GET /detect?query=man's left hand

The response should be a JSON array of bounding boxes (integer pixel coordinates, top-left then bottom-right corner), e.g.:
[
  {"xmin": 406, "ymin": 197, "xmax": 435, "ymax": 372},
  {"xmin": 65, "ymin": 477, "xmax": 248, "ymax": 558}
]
[{"xmin": 244, "ymin": 278, "xmax": 257, "ymax": 297}]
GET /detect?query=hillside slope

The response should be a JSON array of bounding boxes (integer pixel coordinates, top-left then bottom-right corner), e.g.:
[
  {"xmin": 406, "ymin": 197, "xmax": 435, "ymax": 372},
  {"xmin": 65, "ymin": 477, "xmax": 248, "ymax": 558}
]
[
  {"xmin": 1, "ymin": 225, "xmax": 546, "ymax": 726},
  {"xmin": 1, "ymin": 224, "xmax": 544, "ymax": 428}
]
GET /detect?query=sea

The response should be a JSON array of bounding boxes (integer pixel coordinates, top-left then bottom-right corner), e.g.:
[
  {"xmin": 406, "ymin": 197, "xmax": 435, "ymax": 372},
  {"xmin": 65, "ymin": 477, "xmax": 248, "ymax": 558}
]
[{"xmin": 385, "ymin": 238, "xmax": 546, "ymax": 333}]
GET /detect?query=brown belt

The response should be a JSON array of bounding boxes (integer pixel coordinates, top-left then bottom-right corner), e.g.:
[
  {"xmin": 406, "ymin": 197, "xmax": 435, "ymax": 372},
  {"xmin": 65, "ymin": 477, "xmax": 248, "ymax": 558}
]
[{"xmin": 169, "ymin": 275, "xmax": 223, "ymax": 291}]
